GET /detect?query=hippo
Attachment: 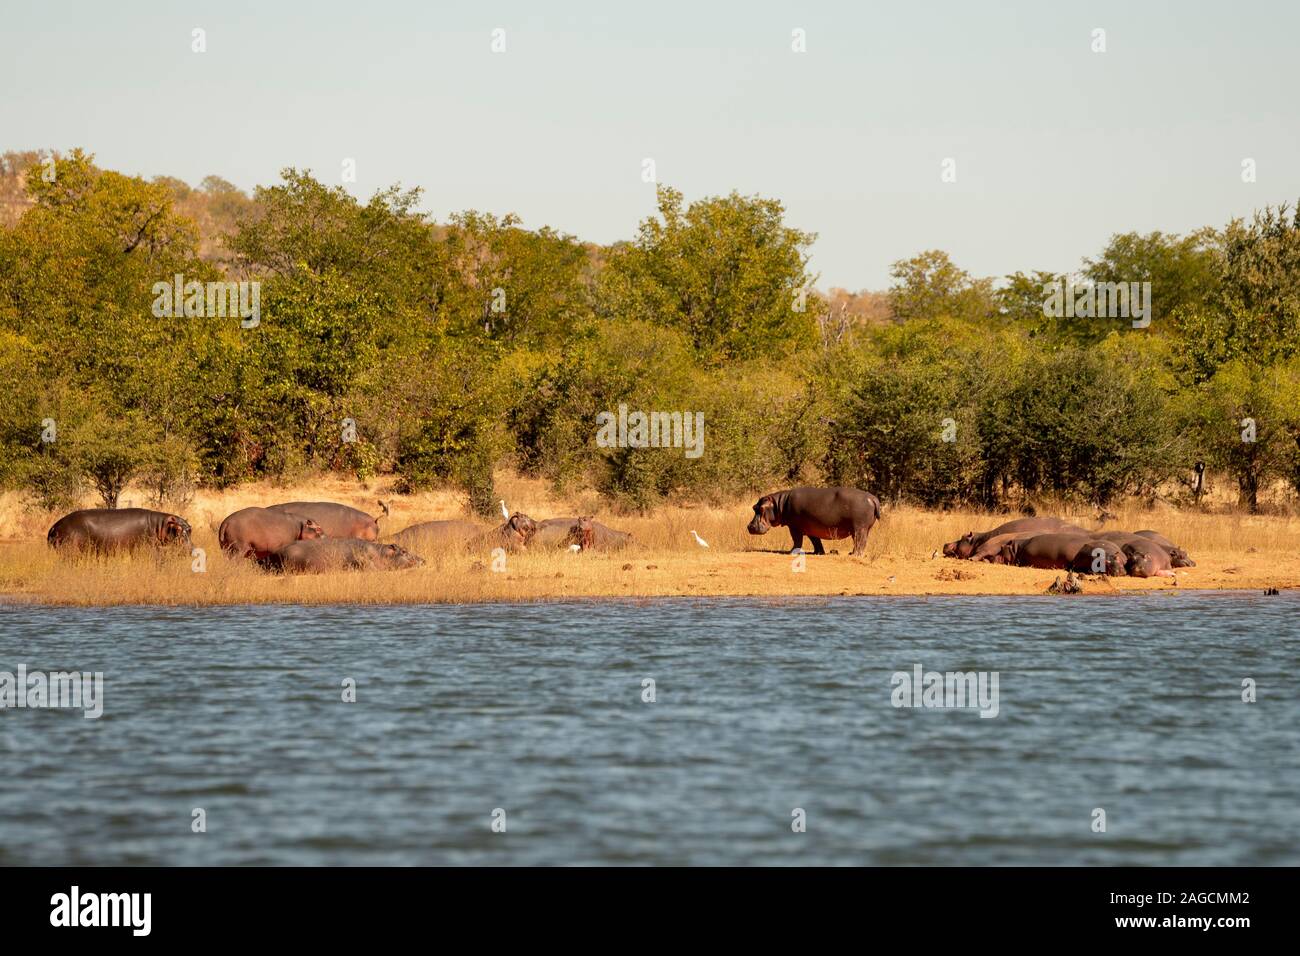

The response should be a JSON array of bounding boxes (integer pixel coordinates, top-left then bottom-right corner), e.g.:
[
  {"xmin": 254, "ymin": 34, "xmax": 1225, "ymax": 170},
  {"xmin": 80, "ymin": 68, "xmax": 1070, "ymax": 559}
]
[
  {"xmin": 943, "ymin": 516, "xmax": 1086, "ymax": 559},
  {"xmin": 391, "ymin": 519, "xmax": 485, "ymax": 551},
  {"xmin": 265, "ymin": 539, "xmax": 424, "ymax": 574},
  {"xmin": 471, "ymin": 513, "xmax": 538, "ymax": 551},
  {"xmin": 219, "ymin": 507, "xmax": 325, "ymax": 560},
  {"xmin": 1099, "ymin": 531, "xmax": 1176, "ymax": 578},
  {"xmin": 999, "ymin": 533, "xmax": 1126, "ymax": 576},
  {"xmin": 47, "ymin": 508, "xmax": 192, "ymax": 554},
  {"xmin": 533, "ymin": 516, "xmax": 631, "ymax": 551},
  {"xmin": 392, "ymin": 513, "xmax": 538, "ymax": 554},
  {"xmin": 967, "ymin": 532, "xmax": 1036, "ymax": 563},
  {"xmin": 1134, "ymin": 530, "xmax": 1195, "ymax": 567},
  {"xmin": 747, "ymin": 486, "xmax": 881, "ymax": 556},
  {"xmin": 266, "ymin": 500, "xmax": 388, "ymax": 540}
]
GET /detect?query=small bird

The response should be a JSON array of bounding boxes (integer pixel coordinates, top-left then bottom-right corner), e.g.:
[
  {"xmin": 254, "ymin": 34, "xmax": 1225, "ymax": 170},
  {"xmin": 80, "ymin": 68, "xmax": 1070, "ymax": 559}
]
[
  {"xmin": 690, "ymin": 530, "xmax": 709, "ymax": 548},
  {"xmin": 568, "ymin": 543, "xmax": 582, "ymax": 553},
  {"xmin": 887, "ymin": 575, "xmax": 897, "ymax": 584},
  {"xmin": 500, "ymin": 500, "xmax": 509, "ymax": 520}
]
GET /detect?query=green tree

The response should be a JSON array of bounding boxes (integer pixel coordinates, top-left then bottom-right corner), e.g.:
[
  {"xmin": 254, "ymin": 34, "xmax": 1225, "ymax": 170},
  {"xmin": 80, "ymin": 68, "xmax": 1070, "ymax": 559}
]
[
  {"xmin": 888, "ymin": 250, "xmax": 997, "ymax": 324},
  {"xmin": 600, "ymin": 185, "xmax": 820, "ymax": 363}
]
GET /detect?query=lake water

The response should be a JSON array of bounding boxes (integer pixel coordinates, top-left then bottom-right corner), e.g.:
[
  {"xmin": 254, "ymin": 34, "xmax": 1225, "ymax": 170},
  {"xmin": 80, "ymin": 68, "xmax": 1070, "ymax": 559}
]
[{"xmin": 1, "ymin": 594, "xmax": 1296, "ymax": 866}]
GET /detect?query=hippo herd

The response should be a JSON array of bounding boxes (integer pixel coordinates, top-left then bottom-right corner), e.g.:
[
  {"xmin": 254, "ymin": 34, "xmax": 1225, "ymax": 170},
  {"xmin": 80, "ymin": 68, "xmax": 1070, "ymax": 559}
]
[
  {"xmin": 42, "ymin": 486, "xmax": 1194, "ymax": 582},
  {"xmin": 45, "ymin": 501, "xmax": 634, "ymax": 574},
  {"xmin": 942, "ymin": 515, "xmax": 1195, "ymax": 578}
]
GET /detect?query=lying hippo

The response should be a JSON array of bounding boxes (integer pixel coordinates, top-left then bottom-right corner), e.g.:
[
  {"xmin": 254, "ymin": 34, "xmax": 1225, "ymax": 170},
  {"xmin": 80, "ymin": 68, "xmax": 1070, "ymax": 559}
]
[
  {"xmin": 266, "ymin": 500, "xmax": 388, "ymax": 540},
  {"xmin": 265, "ymin": 539, "xmax": 424, "ymax": 573},
  {"xmin": 747, "ymin": 486, "xmax": 881, "ymax": 556},
  {"xmin": 533, "ymin": 516, "xmax": 632, "ymax": 551},
  {"xmin": 968, "ymin": 532, "xmax": 1036, "ymax": 563},
  {"xmin": 391, "ymin": 519, "xmax": 483, "ymax": 550},
  {"xmin": 472, "ymin": 513, "xmax": 538, "ymax": 551},
  {"xmin": 1134, "ymin": 530, "xmax": 1195, "ymax": 567},
  {"xmin": 393, "ymin": 513, "xmax": 538, "ymax": 554},
  {"xmin": 219, "ymin": 507, "xmax": 325, "ymax": 560},
  {"xmin": 943, "ymin": 516, "xmax": 1085, "ymax": 559},
  {"xmin": 47, "ymin": 508, "xmax": 192, "ymax": 553},
  {"xmin": 999, "ymin": 533, "xmax": 1126, "ymax": 576},
  {"xmin": 1099, "ymin": 531, "xmax": 1176, "ymax": 578}
]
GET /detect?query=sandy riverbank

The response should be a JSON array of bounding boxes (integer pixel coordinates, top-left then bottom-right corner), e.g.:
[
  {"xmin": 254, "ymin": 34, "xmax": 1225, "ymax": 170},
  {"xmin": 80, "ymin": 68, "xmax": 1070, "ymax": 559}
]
[{"xmin": 1, "ymin": 475, "xmax": 1297, "ymax": 605}]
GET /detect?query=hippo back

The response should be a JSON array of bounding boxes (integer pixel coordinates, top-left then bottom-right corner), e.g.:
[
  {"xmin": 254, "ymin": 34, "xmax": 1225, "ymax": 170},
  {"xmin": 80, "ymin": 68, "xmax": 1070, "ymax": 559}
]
[{"xmin": 267, "ymin": 501, "xmax": 381, "ymax": 540}]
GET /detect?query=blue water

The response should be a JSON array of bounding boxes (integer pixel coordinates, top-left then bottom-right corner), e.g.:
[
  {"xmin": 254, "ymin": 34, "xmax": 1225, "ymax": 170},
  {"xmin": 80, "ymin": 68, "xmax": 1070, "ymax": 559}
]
[{"xmin": 0, "ymin": 594, "xmax": 1296, "ymax": 865}]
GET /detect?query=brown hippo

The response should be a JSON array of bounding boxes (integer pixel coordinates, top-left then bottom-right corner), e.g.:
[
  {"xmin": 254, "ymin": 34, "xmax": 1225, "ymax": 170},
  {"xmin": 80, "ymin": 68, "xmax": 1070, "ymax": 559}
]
[
  {"xmin": 472, "ymin": 513, "xmax": 538, "ymax": 551},
  {"xmin": 533, "ymin": 516, "xmax": 631, "ymax": 551},
  {"xmin": 391, "ymin": 519, "xmax": 485, "ymax": 551},
  {"xmin": 47, "ymin": 508, "xmax": 192, "ymax": 554},
  {"xmin": 943, "ymin": 516, "xmax": 1085, "ymax": 559},
  {"xmin": 265, "ymin": 539, "xmax": 424, "ymax": 573},
  {"xmin": 747, "ymin": 486, "xmax": 881, "ymax": 556},
  {"xmin": 968, "ymin": 532, "xmax": 1037, "ymax": 563},
  {"xmin": 999, "ymin": 533, "xmax": 1126, "ymax": 576},
  {"xmin": 219, "ymin": 507, "xmax": 325, "ymax": 560},
  {"xmin": 266, "ymin": 500, "xmax": 388, "ymax": 540},
  {"xmin": 1099, "ymin": 531, "xmax": 1176, "ymax": 578},
  {"xmin": 1134, "ymin": 530, "xmax": 1195, "ymax": 567},
  {"xmin": 392, "ymin": 513, "xmax": 538, "ymax": 554}
]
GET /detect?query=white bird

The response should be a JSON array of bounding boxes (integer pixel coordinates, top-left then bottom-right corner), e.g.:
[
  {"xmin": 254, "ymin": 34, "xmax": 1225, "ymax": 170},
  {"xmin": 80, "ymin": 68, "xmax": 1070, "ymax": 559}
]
[
  {"xmin": 568, "ymin": 543, "xmax": 582, "ymax": 552},
  {"xmin": 500, "ymin": 499, "xmax": 509, "ymax": 520},
  {"xmin": 690, "ymin": 530, "xmax": 709, "ymax": 548}
]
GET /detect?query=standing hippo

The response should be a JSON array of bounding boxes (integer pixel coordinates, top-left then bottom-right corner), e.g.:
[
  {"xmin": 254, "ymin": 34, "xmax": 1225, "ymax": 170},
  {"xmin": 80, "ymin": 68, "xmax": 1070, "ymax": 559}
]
[
  {"xmin": 47, "ymin": 508, "xmax": 192, "ymax": 554},
  {"xmin": 999, "ymin": 533, "xmax": 1126, "ymax": 576},
  {"xmin": 219, "ymin": 507, "xmax": 325, "ymax": 560},
  {"xmin": 265, "ymin": 539, "xmax": 424, "ymax": 573},
  {"xmin": 747, "ymin": 487, "xmax": 881, "ymax": 556},
  {"xmin": 1134, "ymin": 530, "xmax": 1195, "ymax": 567},
  {"xmin": 943, "ymin": 517, "xmax": 1086, "ymax": 559},
  {"xmin": 533, "ymin": 516, "xmax": 631, "ymax": 551},
  {"xmin": 1099, "ymin": 531, "xmax": 1176, "ymax": 578},
  {"xmin": 266, "ymin": 500, "xmax": 388, "ymax": 540}
]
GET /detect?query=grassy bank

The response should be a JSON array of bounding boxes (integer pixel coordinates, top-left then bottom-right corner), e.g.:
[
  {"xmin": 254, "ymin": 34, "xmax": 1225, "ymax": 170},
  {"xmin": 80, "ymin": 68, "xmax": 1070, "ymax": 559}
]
[{"xmin": 1, "ymin": 475, "xmax": 1298, "ymax": 605}]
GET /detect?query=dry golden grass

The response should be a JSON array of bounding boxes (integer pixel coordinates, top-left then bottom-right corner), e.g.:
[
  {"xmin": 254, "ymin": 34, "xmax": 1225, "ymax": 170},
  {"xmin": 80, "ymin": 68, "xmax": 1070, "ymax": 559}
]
[{"xmin": 1, "ymin": 474, "xmax": 1298, "ymax": 604}]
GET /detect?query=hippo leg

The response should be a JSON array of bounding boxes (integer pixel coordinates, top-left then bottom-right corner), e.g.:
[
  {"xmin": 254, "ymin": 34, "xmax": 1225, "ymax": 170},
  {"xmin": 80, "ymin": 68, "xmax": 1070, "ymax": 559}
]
[
  {"xmin": 789, "ymin": 529, "xmax": 805, "ymax": 553},
  {"xmin": 809, "ymin": 536, "xmax": 826, "ymax": 556},
  {"xmin": 850, "ymin": 527, "xmax": 870, "ymax": 557}
]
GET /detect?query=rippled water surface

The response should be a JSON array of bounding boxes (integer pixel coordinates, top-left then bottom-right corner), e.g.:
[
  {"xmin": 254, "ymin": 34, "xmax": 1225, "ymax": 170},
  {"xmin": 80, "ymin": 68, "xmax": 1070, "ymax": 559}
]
[{"xmin": 1, "ymin": 594, "xmax": 1296, "ymax": 865}]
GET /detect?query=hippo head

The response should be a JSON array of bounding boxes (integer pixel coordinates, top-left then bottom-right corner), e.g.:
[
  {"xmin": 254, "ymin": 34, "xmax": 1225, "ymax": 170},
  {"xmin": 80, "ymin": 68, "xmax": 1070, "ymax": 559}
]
[
  {"xmin": 379, "ymin": 543, "xmax": 424, "ymax": 570},
  {"xmin": 993, "ymin": 539, "xmax": 1018, "ymax": 565},
  {"xmin": 943, "ymin": 532, "xmax": 976, "ymax": 559},
  {"xmin": 1097, "ymin": 546, "xmax": 1126, "ymax": 576},
  {"xmin": 1108, "ymin": 551, "xmax": 1126, "ymax": 576},
  {"xmin": 299, "ymin": 518, "xmax": 326, "ymax": 541},
  {"xmin": 1125, "ymin": 549, "xmax": 1156, "ymax": 578},
  {"xmin": 161, "ymin": 515, "xmax": 192, "ymax": 547},
  {"xmin": 1169, "ymin": 548, "xmax": 1195, "ymax": 568},
  {"xmin": 568, "ymin": 516, "xmax": 595, "ymax": 551},
  {"xmin": 747, "ymin": 496, "xmax": 778, "ymax": 535},
  {"xmin": 505, "ymin": 513, "xmax": 537, "ymax": 547}
]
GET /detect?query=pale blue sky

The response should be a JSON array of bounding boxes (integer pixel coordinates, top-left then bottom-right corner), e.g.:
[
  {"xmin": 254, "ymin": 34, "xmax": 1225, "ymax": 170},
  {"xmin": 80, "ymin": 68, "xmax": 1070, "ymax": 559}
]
[{"xmin": 4, "ymin": 0, "xmax": 1298, "ymax": 288}]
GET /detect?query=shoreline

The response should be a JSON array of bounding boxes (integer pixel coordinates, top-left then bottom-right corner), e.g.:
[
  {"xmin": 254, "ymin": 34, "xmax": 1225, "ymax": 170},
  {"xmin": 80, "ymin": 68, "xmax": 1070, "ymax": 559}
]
[
  {"xmin": 0, "ymin": 586, "xmax": 1292, "ymax": 609},
  {"xmin": 1, "ymin": 547, "xmax": 1295, "ymax": 606},
  {"xmin": 4, "ymin": 477, "xmax": 1299, "ymax": 607}
]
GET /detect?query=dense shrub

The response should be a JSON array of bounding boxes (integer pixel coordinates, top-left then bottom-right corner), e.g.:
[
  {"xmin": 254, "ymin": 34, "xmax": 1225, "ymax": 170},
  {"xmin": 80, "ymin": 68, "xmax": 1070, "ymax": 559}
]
[{"xmin": 2, "ymin": 152, "xmax": 1299, "ymax": 513}]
